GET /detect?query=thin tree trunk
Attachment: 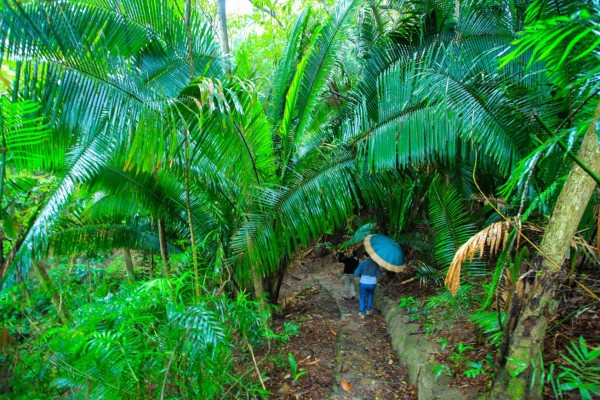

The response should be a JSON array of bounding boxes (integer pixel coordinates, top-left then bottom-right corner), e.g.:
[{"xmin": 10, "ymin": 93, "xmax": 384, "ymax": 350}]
[
  {"xmin": 596, "ymin": 208, "xmax": 600, "ymax": 259},
  {"xmin": 158, "ymin": 218, "xmax": 170, "ymax": 278},
  {"xmin": 185, "ymin": 0, "xmax": 201, "ymax": 296},
  {"xmin": 252, "ymin": 264, "xmax": 264, "ymax": 303},
  {"xmin": 217, "ymin": 0, "xmax": 230, "ymax": 73},
  {"xmin": 122, "ymin": 248, "xmax": 135, "ymax": 280},
  {"xmin": 269, "ymin": 267, "xmax": 285, "ymax": 304},
  {"xmin": 490, "ymin": 102, "xmax": 600, "ymax": 399},
  {"xmin": 150, "ymin": 252, "xmax": 155, "ymax": 277},
  {"xmin": 34, "ymin": 261, "xmax": 70, "ymax": 323},
  {"xmin": 0, "ymin": 102, "xmax": 6, "ymax": 271}
]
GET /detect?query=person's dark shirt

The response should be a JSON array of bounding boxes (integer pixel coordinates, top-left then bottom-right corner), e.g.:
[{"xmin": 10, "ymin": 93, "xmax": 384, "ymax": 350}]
[{"xmin": 337, "ymin": 253, "xmax": 359, "ymax": 274}]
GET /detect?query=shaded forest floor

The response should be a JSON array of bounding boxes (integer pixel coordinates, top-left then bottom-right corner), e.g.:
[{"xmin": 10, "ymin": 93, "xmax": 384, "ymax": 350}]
[
  {"xmin": 258, "ymin": 247, "xmax": 600, "ymax": 399},
  {"xmin": 259, "ymin": 251, "xmax": 417, "ymax": 399}
]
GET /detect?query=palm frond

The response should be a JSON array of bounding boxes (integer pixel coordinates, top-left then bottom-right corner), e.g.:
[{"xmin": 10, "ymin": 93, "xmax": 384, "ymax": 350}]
[
  {"xmin": 340, "ymin": 223, "xmax": 376, "ymax": 250},
  {"xmin": 269, "ymin": 8, "xmax": 311, "ymax": 125},
  {"xmin": 167, "ymin": 77, "xmax": 276, "ymax": 190},
  {"xmin": 230, "ymin": 153, "xmax": 360, "ymax": 280},
  {"xmin": 168, "ymin": 303, "xmax": 227, "ymax": 359},
  {"xmin": 51, "ymin": 223, "xmax": 181, "ymax": 257},
  {"xmin": 502, "ymin": 0, "xmax": 600, "ymax": 101},
  {"xmin": 445, "ymin": 219, "xmax": 511, "ymax": 295},
  {"xmin": 0, "ymin": 97, "xmax": 54, "ymax": 170},
  {"xmin": 413, "ymin": 260, "xmax": 442, "ymax": 286},
  {"xmin": 1, "ymin": 124, "xmax": 116, "ymax": 286},
  {"xmin": 428, "ymin": 175, "xmax": 478, "ymax": 271},
  {"xmin": 2, "ymin": 0, "xmax": 223, "ymax": 159},
  {"xmin": 295, "ymin": 0, "xmax": 359, "ymax": 135},
  {"xmin": 470, "ymin": 310, "xmax": 506, "ymax": 347},
  {"xmin": 279, "ymin": 0, "xmax": 360, "ymax": 178},
  {"xmin": 89, "ymin": 167, "xmax": 220, "ymax": 238}
]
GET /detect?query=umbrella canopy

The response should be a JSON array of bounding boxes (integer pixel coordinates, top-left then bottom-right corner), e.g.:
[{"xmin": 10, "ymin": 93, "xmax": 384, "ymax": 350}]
[{"xmin": 363, "ymin": 234, "xmax": 405, "ymax": 273}]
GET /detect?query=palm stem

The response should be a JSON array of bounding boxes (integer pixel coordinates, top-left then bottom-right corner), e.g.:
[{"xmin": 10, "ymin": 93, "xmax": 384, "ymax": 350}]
[
  {"xmin": 33, "ymin": 261, "xmax": 70, "ymax": 323},
  {"xmin": 122, "ymin": 248, "xmax": 135, "ymax": 280},
  {"xmin": 0, "ymin": 103, "xmax": 5, "ymax": 216},
  {"xmin": 158, "ymin": 218, "xmax": 170, "ymax": 279},
  {"xmin": 186, "ymin": 0, "xmax": 200, "ymax": 297},
  {"xmin": 244, "ymin": 332, "xmax": 266, "ymax": 390}
]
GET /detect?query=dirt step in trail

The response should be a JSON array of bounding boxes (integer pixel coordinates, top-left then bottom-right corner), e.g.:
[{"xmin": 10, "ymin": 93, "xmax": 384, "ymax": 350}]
[{"xmin": 313, "ymin": 262, "xmax": 417, "ymax": 400}]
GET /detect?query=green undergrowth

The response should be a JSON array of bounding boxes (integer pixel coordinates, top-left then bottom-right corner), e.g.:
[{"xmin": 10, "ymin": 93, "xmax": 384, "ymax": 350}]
[
  {"xmin": 0, "ymin": 256, "xmax": 294, "ymax": 399},
  {"xmin": 395, "ymin": 285, "xmax": 600, "ymax": 399}
]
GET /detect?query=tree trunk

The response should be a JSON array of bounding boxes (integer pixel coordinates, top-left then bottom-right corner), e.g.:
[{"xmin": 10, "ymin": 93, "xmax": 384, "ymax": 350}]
[
  {"xmin": 269, "ymin": 267, "xmax": 285, "ymax": 304},
  {"xmin": 596, "ymin": 208, "xmax": 600, "ymax": 259},
  {"xmin": 34, "ymin": 261, "xmax": 70, "ymax": 323},
  {"xmin": 251, "ymin": 263, "xmax": 266, "ymax": 308},
  {"xmin": 158, "ymin": 218, "xmax": 170, "ymax": 278},
  {"xmin": 150, "ymin": 252, "xmax": 155, "ymax": 278},
  {"xmin": 217, "ymin": 0, "xmax": 230, "ymax": 72},
  {"xmin": 252, "ymin": 264, "xmax": 264, "ymax": 297},
  {"xmin": 490, "ymin": 102, "xmax": 600, "ymax": 399},
  {"xmin": 122, "ymin": 248, "xmax": 135, "ymax": 280},
  {"xmin": 185, "ymin": 0, "xmax": 200, "ymax": 296}
]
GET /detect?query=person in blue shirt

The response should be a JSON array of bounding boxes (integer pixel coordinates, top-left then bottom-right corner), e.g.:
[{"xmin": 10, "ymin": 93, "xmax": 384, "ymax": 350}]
[{"xmin": 354, "ymin": 255, "xmax": 383, "ymax": 318}]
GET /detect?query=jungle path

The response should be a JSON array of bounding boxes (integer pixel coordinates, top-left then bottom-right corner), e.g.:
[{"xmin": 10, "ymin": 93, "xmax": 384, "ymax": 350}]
[{"xmin": 271, "ymin": 253, "xmax": 416, "ymax": 399}]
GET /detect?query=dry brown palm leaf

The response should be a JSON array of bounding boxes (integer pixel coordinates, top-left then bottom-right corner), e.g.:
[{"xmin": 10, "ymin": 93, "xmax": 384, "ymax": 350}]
[
  {"xmin": 572, "ymin": 232, "xmax": 600, "ymax": 264},
  {"xmin": 445, "ymin": 220, "xmax": 512, "ymax": 296}
]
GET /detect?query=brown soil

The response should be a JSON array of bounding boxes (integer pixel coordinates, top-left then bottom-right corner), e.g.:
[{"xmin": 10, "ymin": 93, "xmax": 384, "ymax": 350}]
[{"xmin": 261, "ymin": 252, "xmax": 417, "ymax": 399}]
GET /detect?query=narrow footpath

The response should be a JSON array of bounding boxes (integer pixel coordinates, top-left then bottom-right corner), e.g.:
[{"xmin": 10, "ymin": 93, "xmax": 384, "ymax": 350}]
[{"xmin": 276, "ymin": 254, "xmax": 417, "ymax": 400}]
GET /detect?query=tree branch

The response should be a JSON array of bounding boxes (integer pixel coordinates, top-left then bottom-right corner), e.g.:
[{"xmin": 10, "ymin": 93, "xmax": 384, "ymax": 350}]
[{"xmin": 247, "ymin": 0, "xmax": 284, "ymax": 28}]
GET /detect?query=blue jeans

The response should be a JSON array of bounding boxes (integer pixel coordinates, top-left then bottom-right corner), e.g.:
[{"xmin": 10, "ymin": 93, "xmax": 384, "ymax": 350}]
[{"xmin": 359, "ymin": 283, "xmax": 376, "ymax": 315}]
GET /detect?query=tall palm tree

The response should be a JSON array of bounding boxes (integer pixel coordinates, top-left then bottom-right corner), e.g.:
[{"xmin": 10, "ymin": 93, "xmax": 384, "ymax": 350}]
[
  {"xmin": 222, "ymin": 0, "xmax": 386, "ymax": 302},
  {"xmin": 1, "ymin": 0, "xmax": 376, "ymax": 307},
  {"xmin": 0, "ymin": 0, "xmax": 224, "ymax": 286}
]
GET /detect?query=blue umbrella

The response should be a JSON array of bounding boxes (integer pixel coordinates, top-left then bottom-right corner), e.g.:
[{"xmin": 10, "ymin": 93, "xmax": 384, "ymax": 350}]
[{"xmin": 363, "ymin": 234, "xmax": 405, "ymax": 273}]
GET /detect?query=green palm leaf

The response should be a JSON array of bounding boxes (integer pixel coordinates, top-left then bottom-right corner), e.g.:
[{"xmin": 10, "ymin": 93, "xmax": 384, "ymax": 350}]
[
  {"xmin": 280, "ymin": 0, "xmax": 360, "ymax": 178},
  {"xmin": 1, "ymin": 125, "xmax": 116, "ymax": 286},
  {"xmin": 428, "ymin": 174, "xmax": 477, "ymax": 269},
  {"xmin": 0, "ymin": 97, "xmax": 53, "ymax": 170},
  {"xmin": 230, "ymin": 152, "xmax": 360, "ymax": 280},
  {"xmin": 269, "ymin": 8, "xmax": 312, "ymax": 125}
]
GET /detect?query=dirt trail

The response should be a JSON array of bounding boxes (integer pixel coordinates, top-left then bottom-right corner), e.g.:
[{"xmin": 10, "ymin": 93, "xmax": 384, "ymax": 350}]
[{"xmin": 277, "ymin": 255, "xmax": 416, "ymax": 400}]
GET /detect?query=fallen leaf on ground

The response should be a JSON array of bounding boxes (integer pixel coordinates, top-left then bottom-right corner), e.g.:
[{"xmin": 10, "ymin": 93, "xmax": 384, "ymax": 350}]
[{"xmin": 340, "ymin": 380, "xmax": 352, "ymax": 392}]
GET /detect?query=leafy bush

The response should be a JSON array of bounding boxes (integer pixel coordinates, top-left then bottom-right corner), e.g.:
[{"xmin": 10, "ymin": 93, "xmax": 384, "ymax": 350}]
[
  {"xmin": 424, "ymin": 285, "xmax": 476, "ymax": 321},
  {"xmin": 555, "ymin": 336, "xmax": 600, "ymax": 400},
  {"xmin": 470, "ymin": 311, "xmax": 506, "ymax": 347},
  {"xmin": 3, "ymin": 268, "xmax": 273, "ymax": 399},
  {"xmin": 412, "ymin": 261, "xmax": 442, "ymax": 287}
]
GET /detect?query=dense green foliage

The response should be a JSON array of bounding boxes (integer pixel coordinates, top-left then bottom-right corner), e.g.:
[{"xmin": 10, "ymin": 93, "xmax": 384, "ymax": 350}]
[{"xmin": 0, "ymin": 0, "xmax": 598, "ymax": 398}]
